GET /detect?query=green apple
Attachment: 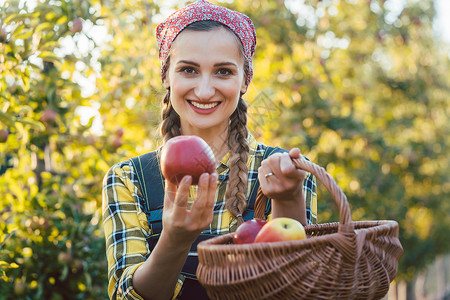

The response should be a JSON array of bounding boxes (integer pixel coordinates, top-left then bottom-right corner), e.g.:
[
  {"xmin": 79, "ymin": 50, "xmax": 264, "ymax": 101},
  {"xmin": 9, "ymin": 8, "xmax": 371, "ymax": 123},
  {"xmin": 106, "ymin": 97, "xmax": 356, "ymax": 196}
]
[{"xmin": 254, "ymin": 217, "xmax": 306, "ymax": 243}]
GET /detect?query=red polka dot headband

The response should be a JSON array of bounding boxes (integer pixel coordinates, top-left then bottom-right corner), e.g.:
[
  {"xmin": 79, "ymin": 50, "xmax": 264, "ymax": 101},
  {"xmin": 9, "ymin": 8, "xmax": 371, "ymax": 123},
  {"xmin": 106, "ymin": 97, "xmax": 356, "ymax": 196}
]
[{"xmin": 156, "ymin": 0, "xmax": 256, "ymax": 84}]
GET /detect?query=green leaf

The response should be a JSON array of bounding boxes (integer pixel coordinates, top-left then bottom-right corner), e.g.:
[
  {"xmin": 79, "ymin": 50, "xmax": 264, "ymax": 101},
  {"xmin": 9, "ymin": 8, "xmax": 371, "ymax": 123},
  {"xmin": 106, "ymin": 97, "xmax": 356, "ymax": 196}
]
[
  {"xmin": 4, "ymin": 13, "xmax": 21, "ymax": 24},
  {"xmin": 45, "ymin": 11, "xmax": 56, "ymax": 21},
  {"xmin": 56, "ymin": 15, "xmax": 68, "ymax": 25},
  {"xmin": 46, "ymin": 87, "xmax": 56, "ymax": 105},
  {"xmin": 38, "ymin": 51, "xmax": 62, "ymax": 63},
  {"xmin": 11, "ymin": 24, "xmax": 25, "ymax": 37},
  {"xmin": 17, "ymin": 106, "xmax": 33, "ymax": 114},
  {"xmin": 0, "ymin": 231, "xmax": 16, "ymax": 248},
  {"xmin": 21, "ymin": 76, "xmax": 30, "ymax": 91},
  {"xmin": 60, "ymin": 265, "xmax": 69, "ymax": 281},
  {"xmin": 16, "ymin": 118, "xmax": 45, "ymax": 131},
  {"xmin": 84, "ymin": 116, "xmax": 95, "ymax": 128},
  {"xmin": 35, "ymin": 22, "xmax": 54, "ymax": 33},
  {"xmin": 14, "ymin": 30, "xmax": 34, "ymax": 40},
  {"xmin": 4, "ymin": 12, "xmax": 40, "ymax": 24},
  {"xmin": 0, "ymin": 111, "xmax": 16, "ymax": 127}
]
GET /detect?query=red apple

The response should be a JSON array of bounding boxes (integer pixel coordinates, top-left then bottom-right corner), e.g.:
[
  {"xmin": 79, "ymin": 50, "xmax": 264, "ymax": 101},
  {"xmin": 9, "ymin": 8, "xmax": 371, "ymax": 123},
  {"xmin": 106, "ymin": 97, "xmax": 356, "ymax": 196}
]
[
  {"xmin": 114, "ymin": 127, "xmax": 124, "ymax": 137},
  {"xmin": 0, "ymin": 129, "xmax": 8, "ymax": 143},
  {"xmin": 161, "ymin": 135, "xmax": 215, "ymax": 185},
  {"xmin": 111, "ymin": 137, "xmax": 123, "ymax": 149},
  {"xmin": 0, "ymin": 27, "xmax": 7, "ymax": 44},
  {"xmin": 233, "ymin": 219, "xmax": 267, "ymax": 244},
  {"xmin": 254, "ymin": 217, "xmax": 306, "ymax": 243},
  {"xmin": 41, "ymin": 108, "xmax": 57, "ymax": 123},
  {"xmin": 69, "ymin": 18, "xmax": 83, "ymax": 33}
]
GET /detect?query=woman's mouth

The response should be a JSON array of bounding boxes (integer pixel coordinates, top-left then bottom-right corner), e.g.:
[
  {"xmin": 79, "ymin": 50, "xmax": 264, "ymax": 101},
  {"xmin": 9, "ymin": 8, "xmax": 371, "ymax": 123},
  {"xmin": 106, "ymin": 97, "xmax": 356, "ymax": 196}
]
[
  {"xmin": 188, "ymin": 100, "xmax": 221, "ymax": 114},
  {"xmin": 188, "ymin": 101, "xmax": 220, "ymax": 109}
]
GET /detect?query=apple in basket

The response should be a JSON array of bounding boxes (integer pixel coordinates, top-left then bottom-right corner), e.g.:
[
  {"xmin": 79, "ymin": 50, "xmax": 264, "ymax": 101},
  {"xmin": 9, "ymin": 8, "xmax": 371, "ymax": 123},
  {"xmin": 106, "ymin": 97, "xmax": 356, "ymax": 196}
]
[
  {"xmin": 233, "ymin": 219, "xmax": 267, "ymax": 244},
  {"xmin": 161, "ymin": 136, "xmax": 216, "ymax": 185},
  {"xmin": 254, "ymin": 217, "xmax": 306, "ymax": 243}
]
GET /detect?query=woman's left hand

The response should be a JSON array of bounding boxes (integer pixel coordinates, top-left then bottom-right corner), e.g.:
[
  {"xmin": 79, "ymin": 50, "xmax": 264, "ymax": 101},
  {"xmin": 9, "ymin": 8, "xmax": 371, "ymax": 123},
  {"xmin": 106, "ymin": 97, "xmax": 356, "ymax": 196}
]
[{"xmin": 258, "ymin": 148, "xmax": 306, "ymax": 203}]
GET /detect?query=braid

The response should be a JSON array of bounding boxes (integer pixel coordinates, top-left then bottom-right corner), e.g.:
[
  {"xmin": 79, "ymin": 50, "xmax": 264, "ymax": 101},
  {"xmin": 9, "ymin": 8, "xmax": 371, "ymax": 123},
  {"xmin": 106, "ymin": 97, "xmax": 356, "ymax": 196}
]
[
  {"xmin": 225, "ymin": 97, "xmax": 249, "ymax": 226},
  {"xmin": 160, "ymin": 91, "xmax": 181, "ymax": 143}
]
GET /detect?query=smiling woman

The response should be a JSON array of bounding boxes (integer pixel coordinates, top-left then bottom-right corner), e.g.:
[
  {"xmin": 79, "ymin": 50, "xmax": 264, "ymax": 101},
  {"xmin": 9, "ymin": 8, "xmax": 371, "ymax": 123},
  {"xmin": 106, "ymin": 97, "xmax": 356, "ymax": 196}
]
[
  {"xmin": 163, "ymin": 25, "xmax": 248, "ymax": 141},
  {"xmin": 101, "ymin": 1, "xmax": 317, "ymax": 299}
]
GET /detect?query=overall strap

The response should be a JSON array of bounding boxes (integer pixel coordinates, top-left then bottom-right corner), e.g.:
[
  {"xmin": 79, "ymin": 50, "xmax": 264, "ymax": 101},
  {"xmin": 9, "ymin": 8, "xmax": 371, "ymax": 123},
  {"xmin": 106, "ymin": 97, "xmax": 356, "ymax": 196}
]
[
  {"xmin": 130, "ymin": 150, "xmax": 165, "ymax": 234},
  {"xmin": 244, "ymin": 146, "xmax": 288, "ymax": 221}
]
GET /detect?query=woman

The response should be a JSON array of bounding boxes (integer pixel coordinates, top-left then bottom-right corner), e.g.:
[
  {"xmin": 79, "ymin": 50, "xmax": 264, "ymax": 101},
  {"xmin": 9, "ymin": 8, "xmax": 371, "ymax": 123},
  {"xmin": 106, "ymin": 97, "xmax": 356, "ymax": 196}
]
[{"xmin": 102, "ymin": 1, "xmax": 317, "ymax": 299}]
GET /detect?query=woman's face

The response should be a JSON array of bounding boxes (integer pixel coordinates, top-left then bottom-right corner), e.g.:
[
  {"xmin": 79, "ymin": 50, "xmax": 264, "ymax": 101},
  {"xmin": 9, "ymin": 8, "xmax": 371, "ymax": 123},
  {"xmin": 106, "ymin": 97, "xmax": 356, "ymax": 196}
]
[{"xmin": 163, "ymin": 27, "xmax": 248, "ymax": 136}]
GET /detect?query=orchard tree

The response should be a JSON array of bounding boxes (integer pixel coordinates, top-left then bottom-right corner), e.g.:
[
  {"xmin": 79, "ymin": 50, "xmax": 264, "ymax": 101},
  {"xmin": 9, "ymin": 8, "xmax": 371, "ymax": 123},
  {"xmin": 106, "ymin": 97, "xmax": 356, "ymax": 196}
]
[
  {"xmin": 0, "ymin": 0, "xmax": 111, "ymax": 298},
  {"xmin": 233, "ymin": 0, "xmax": 449, "ymax": 280}
]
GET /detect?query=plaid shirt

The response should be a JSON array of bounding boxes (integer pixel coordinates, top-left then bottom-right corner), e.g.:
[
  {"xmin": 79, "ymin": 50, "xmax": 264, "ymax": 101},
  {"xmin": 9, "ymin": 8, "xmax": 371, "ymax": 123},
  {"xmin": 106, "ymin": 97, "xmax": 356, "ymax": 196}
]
[{"xmin": 102, "ymin": 134, "xmax": 317, "ymax": 299}]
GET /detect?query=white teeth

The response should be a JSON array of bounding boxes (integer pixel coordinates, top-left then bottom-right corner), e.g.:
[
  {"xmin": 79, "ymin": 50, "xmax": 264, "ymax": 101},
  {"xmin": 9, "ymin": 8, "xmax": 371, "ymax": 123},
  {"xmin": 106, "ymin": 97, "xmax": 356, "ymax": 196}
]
[{"xmin": 190, "ymin": 101, "xmax": 219, "ymax": 109}]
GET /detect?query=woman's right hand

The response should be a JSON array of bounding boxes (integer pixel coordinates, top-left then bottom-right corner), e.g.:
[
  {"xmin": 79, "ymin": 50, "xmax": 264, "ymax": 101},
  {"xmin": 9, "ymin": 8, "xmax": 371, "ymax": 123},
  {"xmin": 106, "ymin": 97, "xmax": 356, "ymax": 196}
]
[
  {"xmin": 132, "ymin": 172, "xmax": 218, "ymax": 299},
  {"xmin": 161, "ymin": 172, "xmax": 218, "ymax": 248}
]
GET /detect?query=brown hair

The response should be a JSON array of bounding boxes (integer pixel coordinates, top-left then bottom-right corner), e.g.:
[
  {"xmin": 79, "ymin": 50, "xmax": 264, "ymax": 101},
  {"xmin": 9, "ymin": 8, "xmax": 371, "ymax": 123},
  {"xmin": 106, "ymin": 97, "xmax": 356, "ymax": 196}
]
[{"xmin": 160, "ymin": 20, "xmax": 250, "ymax": 226}]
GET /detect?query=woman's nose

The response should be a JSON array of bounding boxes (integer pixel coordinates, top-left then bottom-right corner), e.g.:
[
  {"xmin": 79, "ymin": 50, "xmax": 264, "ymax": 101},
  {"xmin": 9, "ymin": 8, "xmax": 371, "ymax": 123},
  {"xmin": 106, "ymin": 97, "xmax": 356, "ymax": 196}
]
[{"xmin": 194, "ymin": 75, "xmax": 215, "ymax": 100}]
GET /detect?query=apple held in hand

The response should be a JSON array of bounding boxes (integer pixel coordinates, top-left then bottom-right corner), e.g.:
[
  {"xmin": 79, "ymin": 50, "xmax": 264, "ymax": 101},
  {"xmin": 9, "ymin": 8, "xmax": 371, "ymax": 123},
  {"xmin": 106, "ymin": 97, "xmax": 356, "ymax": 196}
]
[
  {"xmin": 161, "ymin": 135, "xmax": 216, "ymax": 185},
  {"xmin": 254, "ymin": 217, "xmax": 306, "ymax": 243},
  {"xmin": 233, "ymin": 219, "xmax": 267, "ymax": 244}
]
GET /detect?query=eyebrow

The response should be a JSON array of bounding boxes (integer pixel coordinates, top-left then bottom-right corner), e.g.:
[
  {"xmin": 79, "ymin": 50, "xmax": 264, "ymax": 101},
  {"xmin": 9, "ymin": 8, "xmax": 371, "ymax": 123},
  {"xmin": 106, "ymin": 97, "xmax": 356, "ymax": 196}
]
[{"xmin": 176, "ymin": 60, "xmax": 238, "ymax": 68}]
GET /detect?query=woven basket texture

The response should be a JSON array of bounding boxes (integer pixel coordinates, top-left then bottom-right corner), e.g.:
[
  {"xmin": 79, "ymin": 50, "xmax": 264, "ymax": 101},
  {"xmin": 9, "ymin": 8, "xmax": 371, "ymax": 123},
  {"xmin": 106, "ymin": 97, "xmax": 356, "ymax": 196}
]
[{"xmin": 196, "ymin": 157, "xmax": 403, "ymax": 300}]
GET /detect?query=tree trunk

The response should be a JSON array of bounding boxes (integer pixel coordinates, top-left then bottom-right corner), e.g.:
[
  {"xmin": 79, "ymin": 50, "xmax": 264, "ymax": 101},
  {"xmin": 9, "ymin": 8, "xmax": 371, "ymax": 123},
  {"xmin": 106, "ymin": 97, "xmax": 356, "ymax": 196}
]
[
  {"xmin": 414, "ymin": 272, "xmax": 425, "ymax": 300},
  {"xmin": 397, "ymin": 281, "xmax": 407, "ymax": 300},
  {"xmin": 387, "ymin": 281, "xmax": 397, "ymax": 300}
]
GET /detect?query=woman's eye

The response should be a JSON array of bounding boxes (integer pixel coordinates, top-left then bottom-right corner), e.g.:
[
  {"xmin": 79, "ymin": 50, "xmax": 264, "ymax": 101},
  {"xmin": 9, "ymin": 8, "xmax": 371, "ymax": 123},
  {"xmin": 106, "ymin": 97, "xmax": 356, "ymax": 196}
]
[
  {"xmin": 217, "ymin": 68, "xmax": 232, "ymax": 76},
  {"xmin": 180, "ymin": 67, "xmax": 196, "ymax": 74}
]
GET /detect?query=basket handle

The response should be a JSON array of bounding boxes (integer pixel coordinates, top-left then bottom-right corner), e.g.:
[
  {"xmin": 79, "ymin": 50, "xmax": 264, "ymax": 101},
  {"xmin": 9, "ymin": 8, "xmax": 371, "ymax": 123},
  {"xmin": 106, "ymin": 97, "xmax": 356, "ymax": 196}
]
[{"xmin": 254, "ymin": 156, "xmax": 353, "ymax": 232}]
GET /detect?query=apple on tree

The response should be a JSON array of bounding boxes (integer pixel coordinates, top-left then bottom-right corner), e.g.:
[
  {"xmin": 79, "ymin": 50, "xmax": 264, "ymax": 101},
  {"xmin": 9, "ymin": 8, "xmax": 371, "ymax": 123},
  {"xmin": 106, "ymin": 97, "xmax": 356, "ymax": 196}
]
[
  {"xmin": 69, "ymin": 18, "xmax": 83, "ymax": 33},
  {"xmin": 111, "ymin": 137, "xmax": 123, "ymax": 149},
  {"xmin": 233, "ymin": 219, "xmax": 267, "ymax": 244},
  {"xmin": 254, "ymin": 217, "xmax": 306, "ymax": 243},
  {"xmin": 160, "ymin": 135, "xmax": 216, "ymax": 185},
  {"xmin": 114, "ymin": 127, "xmax": 124, "ymax": 137},
  {"xmin": 0, "ymin": 129, "xmax": 8, "ymax": 143},
  {"xmin": 0, "ymin": 27, "xmax": 7, "ymax": 44},
  {"xmin": 41, "ymin": 108, "xmax": 57, "ymax": 124}
]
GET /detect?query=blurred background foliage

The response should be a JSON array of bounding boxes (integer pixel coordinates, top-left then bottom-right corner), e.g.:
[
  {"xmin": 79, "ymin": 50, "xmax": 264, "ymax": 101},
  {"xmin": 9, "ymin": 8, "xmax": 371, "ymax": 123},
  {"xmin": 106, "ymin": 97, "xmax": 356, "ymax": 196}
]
[{"xmin": 0, "ymin": 0, "xmax": 448, "ymax": 298}]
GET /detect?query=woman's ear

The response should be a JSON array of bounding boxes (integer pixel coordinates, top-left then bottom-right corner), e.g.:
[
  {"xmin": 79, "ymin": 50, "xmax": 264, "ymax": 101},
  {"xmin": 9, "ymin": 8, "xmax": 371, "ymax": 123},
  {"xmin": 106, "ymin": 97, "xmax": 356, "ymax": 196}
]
[
  {"xmin": 240, "ymin": 80, "xmax": 248, "ymax": 94},
  {"xmin": 163, "ymin": 76, "xmax": 170, "ymax": 89}
]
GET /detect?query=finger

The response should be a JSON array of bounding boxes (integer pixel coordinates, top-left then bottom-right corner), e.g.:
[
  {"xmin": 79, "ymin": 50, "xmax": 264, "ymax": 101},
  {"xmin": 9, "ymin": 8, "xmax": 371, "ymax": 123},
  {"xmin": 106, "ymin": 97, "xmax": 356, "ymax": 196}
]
[
  {"xmin": 206, "ymin": 172, "xmax": 218, "ymax": 209},
  {"xmin": 200, "ymin": 172, "xmax": 218, "ymax": 224},
  {"xmin": 164, "ymin": 179, "xmax": 177, "ymax": 210},
  {"xmin": 289, "ymin": 147, "xmax": 301, "ymax": 159},
  {"xmin": 258, "ymin": 166, "xmax": 275, "ymax": 195},
  {"xmin": 172, "ymin": 175, "xmax": 191, "ymax": 218},
  {"xmin": 259, "ymin": 162, "xmax": 275, "ymax": 182},
  {"xmin": 191, "ymin": 173, "xmax": 210, "ymax": 212},
  {"xmin": 266, "ymin": 153, "xmax": 282, "ymax": 177},
  {"xmin": 279, "ymin": 152, "xmax": 300, "ymax": 178}
]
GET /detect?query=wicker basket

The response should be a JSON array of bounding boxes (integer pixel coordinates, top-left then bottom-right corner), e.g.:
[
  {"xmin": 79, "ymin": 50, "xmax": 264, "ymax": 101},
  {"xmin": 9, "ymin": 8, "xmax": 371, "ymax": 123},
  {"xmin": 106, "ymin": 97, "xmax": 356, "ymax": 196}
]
[{"xmin": 196, "ymin": 156, "xmax": 403, "ymax": 300}]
